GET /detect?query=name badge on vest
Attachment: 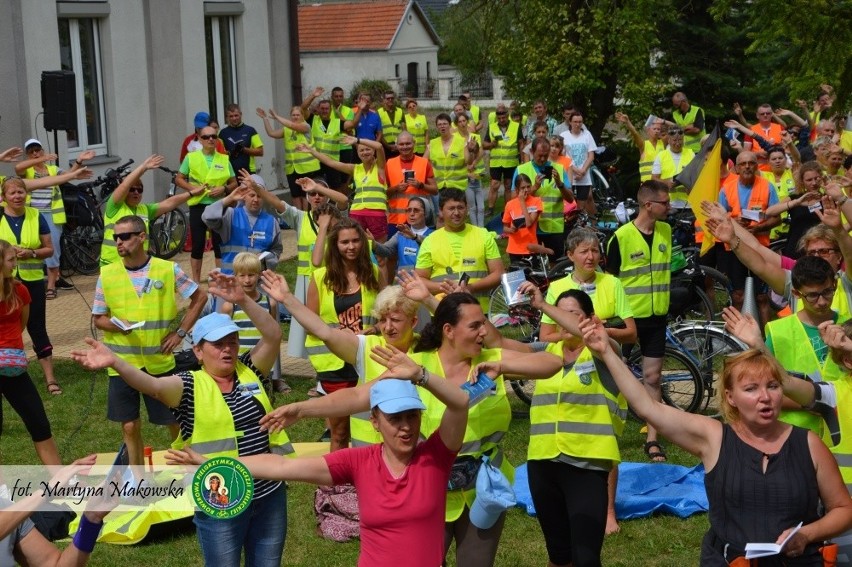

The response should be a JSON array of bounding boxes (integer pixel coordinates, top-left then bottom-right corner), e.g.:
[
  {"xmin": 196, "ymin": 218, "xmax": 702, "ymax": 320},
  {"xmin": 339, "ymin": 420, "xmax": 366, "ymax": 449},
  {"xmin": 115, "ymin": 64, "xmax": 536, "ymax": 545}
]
[
  {"xmin": 581, "ymin": 283, "xmax": 596, "ymax": 294},
  {"xmin": 575, "ymin": 361, "xmax": 595, "ymax": 385},
  {"xmin": 361, "ymin": 176, "xmax": 368, "ymax": 184},
  {"xmin": 237, "ymin": 383, "xmax": 262, "ymax": 397},
  {"xmin": 629, "ymin": 251, "xmax": 645, "ymax": 261},
  {"xmin": 462, "ymin": 258, "xmax": 476, "ymax": 266},
  {"xmin": 403, "ymin": 246, "xmax": 418, "ymax": 257},
  {"xmin": 808, "ymin": 202, "xmax": 823, "ymax": 213},
  {"xmin": 213, "ymin": 164, "xmax": 224, "ymax": 170},
  {"xmin": 450, "ymin": 153, "xmax": 459, "ymax": 158}
]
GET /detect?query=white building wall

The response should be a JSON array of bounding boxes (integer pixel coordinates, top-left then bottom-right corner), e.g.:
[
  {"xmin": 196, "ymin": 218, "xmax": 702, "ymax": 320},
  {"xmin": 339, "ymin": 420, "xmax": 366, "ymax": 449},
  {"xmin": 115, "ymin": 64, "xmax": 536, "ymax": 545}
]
[{"xmin": 301, "ymin": 52, "xmax": 390, "ymax": 95}]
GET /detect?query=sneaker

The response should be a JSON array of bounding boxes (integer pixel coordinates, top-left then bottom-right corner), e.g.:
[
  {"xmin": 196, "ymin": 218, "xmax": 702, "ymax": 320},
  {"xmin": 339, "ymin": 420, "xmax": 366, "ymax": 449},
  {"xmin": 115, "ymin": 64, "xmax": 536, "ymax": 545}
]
[{"xmin": 55, "ymin": 278, "xmax": 75, "ymax": 290}]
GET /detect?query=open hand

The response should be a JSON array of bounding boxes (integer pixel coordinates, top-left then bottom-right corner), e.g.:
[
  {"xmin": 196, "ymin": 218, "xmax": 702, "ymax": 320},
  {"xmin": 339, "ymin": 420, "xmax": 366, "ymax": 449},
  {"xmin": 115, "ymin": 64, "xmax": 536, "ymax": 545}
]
[
  {"xmin": 722, "ymin": 306, "xmax": 763, "ymax": 348},
  {"xmin": 71, "ymin": 337, "xmax": 118, "ymax": 370},
  {"xmin": 259, "ymin": 269, "xmax": 291, "ymax": 303},
  {"xmin": 370, "ymin": 345, "xmax": 420, "ymax": 382},
  {"xmin": 397, "ymin": 270, "xmax": 431, "ymax": 302},
  {"xmin": 165, "ymin": 446, "xmax": 206, "ymax": 467},
  {"xmin": 259, "ymin": 403, "xmax": 303, "ymax": 433},
  {"xmin": 143, "ymin": 154, "xmax": 165, "ymax": 170},
  {"xmin": 208, "ymin": 271, "xmax": 246, "ymax": 304}
]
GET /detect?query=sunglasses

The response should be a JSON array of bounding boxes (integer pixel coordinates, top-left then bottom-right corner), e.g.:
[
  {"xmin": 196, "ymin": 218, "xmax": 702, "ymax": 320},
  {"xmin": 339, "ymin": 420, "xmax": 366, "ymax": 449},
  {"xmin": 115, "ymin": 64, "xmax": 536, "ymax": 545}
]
[
  {"xmin": 406, "ymin": 207, "xmax": 424, "ymax": 213},
  {"xmin": 128, "ymin": 187, "xmax": 143, "ymax": 194},
  {"xmin": 199, "ymin": 134, "xmax": 217, "ymax": 140},
  {"xmin": 114, "ymin": 231, "xmax": 142, "ymax": 242}
]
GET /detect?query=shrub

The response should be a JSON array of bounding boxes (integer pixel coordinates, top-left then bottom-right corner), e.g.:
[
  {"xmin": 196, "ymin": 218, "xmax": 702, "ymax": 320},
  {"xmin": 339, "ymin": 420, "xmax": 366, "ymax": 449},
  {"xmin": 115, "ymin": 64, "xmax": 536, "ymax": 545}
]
[{"xmin": 349, "ymin": 79, "xmax": 395, "ymax": 106}]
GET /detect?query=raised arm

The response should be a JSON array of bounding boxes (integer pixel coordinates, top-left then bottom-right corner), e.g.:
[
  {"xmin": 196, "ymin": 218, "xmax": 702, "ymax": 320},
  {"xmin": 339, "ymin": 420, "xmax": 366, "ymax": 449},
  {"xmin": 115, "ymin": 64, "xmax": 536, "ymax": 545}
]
[
  {"xmin": 298, "ymin": 143, "xmax": 354, "ymax": 175},
  {"xmin": 344, "ymin": 134, "xmax": 385, "ymax": 169},
  {"xmin": 615, "ymin": 112, "xmax": 644, "ymax": 151},
  {"xmin": 111, "ymin": 155, "xmax": 164, "ymax": 206},
  {"xmin": 342, "ymin": 100, "xmax": 367, "ymax": 131},
  {"xmin": 14, "ymin": 152, "xmax": 58, "ymax": 176},
  {"xmin": 256, "ymin": 108, "xmax": 284, "ymax": 138},
  {"xmin": 268, "ymin": 108, "xmax": 310, "ymax": 135},
  {"xmin": 301, "ymin": 86, "xmax": 323, "ymax": 117},
  {"xmin": 259, "ymin": 270, "xmax": 359, "ymax": 363}
]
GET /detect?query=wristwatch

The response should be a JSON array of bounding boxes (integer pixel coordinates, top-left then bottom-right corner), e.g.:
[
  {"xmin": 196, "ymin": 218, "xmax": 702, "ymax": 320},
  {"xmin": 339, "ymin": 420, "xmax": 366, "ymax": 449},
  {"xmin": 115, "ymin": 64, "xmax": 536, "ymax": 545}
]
[
  {"xmin": 176, "ymin": 329, "xmax": 187, "ymax": 338},
  {"xmin": 30, "ymin": 249, "xmax": 37, "ymax": 259}
]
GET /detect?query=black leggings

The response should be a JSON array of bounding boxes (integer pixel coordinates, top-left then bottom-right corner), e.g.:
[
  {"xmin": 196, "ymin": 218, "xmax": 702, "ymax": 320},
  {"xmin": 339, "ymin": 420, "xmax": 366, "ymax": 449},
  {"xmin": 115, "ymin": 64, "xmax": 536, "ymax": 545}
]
[
  {"xmin": 0, "ymin": 371, "xmax": 53, "ymax": 442},
  {"xmin": 189, "ymin": 204, "xmax": 222, "ymax": 260},
  {"xmin": 527, "ymin": 459, "xmax": 608, "ymax": 567},
  {"xmin": 20, "ymin": 279, "xmax": 52, "ymax": 358}
]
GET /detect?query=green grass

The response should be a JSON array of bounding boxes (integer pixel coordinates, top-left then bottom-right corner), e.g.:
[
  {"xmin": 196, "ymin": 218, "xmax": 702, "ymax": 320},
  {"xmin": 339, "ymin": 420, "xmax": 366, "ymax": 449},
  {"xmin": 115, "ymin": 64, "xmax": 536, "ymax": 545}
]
[{"xmin": 2, "ymin": 359, "xmax": 709, "ymax": 566}]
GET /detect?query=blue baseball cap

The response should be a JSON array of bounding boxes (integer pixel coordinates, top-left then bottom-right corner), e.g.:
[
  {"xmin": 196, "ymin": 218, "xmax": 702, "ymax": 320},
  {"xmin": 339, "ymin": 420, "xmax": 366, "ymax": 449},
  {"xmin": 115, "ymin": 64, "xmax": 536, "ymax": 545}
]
[
  {"xmin": 191, "ymin": 313, "xmax": 240, "ymax": 345},
  {"xmin": 194, "ymin": 111, "xmax": 211, "ymax": 130},
  {"xmin": 370, "ymin": 379, "xmax": 426, "ymax": 413},
  {"xmin": 469, "ymin": 456, "xmax": 516, "ymax": 529}
]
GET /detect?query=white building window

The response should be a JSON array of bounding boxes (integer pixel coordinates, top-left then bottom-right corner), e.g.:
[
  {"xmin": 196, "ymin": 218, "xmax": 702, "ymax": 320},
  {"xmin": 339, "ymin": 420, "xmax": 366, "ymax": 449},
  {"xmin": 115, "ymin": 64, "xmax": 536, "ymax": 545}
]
[
  {"xmin": 205, "ymin": 16, "xmax": 237, "ymax": 123},
  {"xmin": 58, "ymin": 18, "xmax": 107, "ymax": 155}
]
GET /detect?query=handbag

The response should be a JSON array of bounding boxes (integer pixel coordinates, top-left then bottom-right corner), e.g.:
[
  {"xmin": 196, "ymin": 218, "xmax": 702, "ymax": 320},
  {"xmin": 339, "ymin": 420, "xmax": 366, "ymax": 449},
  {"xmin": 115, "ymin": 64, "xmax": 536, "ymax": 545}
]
[{"xmin": 0, "ymin": 349, "xmax": 28, "ymax": 377}]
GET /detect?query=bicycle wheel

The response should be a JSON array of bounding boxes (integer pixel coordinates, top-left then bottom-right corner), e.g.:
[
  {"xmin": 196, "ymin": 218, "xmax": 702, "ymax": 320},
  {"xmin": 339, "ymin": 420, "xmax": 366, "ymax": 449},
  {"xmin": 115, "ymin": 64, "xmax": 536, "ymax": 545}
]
[
  {"xmin": 669, "ymin": 324, "xmax": 746, "ymax": 414},
  {"xmin": 487, "ymin": 286, "xmax": 539, "ymax": 342},
  {"xmin": 149, "ymin": 209, "xmax": 188, "ymax": 259},
  {"xmin": 509, "ymin": 379, "xmax": 535, "ymax": 406},
  {"xmin": 700, "ymin": 266, "xmax": 732, "ymax": 319},
  {"xmin": 61, "ymin": 226, "xmax": 102, "ymax": 275},
  {"xmin": 590, "ymin": 167, "xmax": 609, "ymax": 204},
  {"xmin": 626, "ymin": 345, "xmax": 703, "ymax": 415}
]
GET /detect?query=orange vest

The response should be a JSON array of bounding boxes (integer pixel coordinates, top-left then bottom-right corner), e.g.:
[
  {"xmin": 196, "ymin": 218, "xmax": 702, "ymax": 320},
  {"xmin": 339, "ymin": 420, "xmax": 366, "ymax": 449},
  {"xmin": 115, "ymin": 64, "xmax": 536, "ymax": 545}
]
[
  {"xmin": 721, "ymin": 174, "xmax": 772, "ymax": 247},
  {"xmin": 386, "ymin": 156, "xmax": 430, "ymax": 225}
]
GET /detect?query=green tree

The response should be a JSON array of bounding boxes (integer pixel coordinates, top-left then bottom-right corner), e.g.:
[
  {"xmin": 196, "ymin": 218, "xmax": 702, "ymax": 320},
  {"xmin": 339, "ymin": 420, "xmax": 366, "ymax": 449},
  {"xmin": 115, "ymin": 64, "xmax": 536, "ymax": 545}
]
[
  {"xmin": 487, "ymin": 0, "xmax": 671, "ymax": 138},
  {"xmin": 433, "ymin": 2, "xmax": 509, "ymax": 84}
]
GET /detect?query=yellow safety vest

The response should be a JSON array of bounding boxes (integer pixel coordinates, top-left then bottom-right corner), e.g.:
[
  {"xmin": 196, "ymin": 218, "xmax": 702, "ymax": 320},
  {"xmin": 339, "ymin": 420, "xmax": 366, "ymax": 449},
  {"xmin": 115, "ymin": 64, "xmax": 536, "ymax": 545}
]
[
  {"xmin": 788, "ymin": 274, "xmax": 852, "ymax": 321},
  {"xmin": 657, "ymin": 148, "xmax": 695, "ymax": 204},
  {"xmin": 304, "ymin": 267, "xmax": 378, "ymax": 372},
  {"xmin": 672, "ymin": 104, "xmax": 704, "ymax": 153},
  {"xmin": 824, "ymin": 380, "xmax": 852, "ymax": 493},
  {"xmin": 186, "ymin": 151, "xmax": 232, "ymax": 206},
  {"xmin": 761, "ymin": 170, "xmax": 795, "ymax": 239},
  {"xmin": 423, "ymin": 225, "xmax": 492, "ymax": 309},
  {"xmin": 765, "ymin": 313, "xmax": 846, "ymax": 433},
  {"xmin": 639, "ymin": 139, "xmax": 665, "ymax": 182},
  {"xmin": 333, "ymin": 105, "xmax": 355, "ymax": 153},
  {"xmin": 461, "ymin": 132, "xmax": 483, "ymax": 177},
  {"xmin": 0, "ymin": 207, "xmax": 43, "ymax": 281},
  {"xmin": 296, "ymin": 211, "xmax": 319, "ymax": 277},
  {"xmin": 176, "ymin": 361, "xmax": 293, "ymax": 457},
  {"xmin": 101, "ymin": 202, "xmax": 154, "ymax": 266},
  {"xmin": 469, "ymin": 105, "xmax": 481, "ymax": 125},
  {"xmin": 488, "ymin": 122, "xmax": 520, "ymax": 169},
  {"xmin": 101, "ymin": 258, "xmax": 177, "ymax": 376},
  {"xmin": 350, "ymin": 335, "xmax": 395, "ymax": 447},
  {"xmin": 516, "ymin": 161, "xmax": 566, "ymax": 234},
  {"xmin": 404, "ymin": 113, "xmax": 429, "ymax": 154},
  {"xmin": 311, "ymin": 115, "xmax": 341, "ymax": 160},
  {"xmin": 612, "ymin": 221, "xmax": 671, "ymax": 317},
  {"xmin": 543, "ymin": 272, "xmax": 625, "ymax": 324},
  {"xmin": 414, "ymin": 348, "xmax": 513, "ymax": 522},
  {"xmin": 351, "ymin": 163, "xmax": 387, "ymax": 212},
  {"xmin": 528, "ymin": 344, "xmax": 625, "ymax": 463},
  {"xmin": 283, "ymin": 128, "xmax": 320, "ymax": 175},
  {"xmin": 24, "ymin": 164, "xmax": 66, "ymax": 224},
  {"xmin": 378, "ymin": 108, "xmax": 403, "ymax": 145},
  {"xmin": 428, "ymin": 135, "xmax": 467, "ymax": 190}
]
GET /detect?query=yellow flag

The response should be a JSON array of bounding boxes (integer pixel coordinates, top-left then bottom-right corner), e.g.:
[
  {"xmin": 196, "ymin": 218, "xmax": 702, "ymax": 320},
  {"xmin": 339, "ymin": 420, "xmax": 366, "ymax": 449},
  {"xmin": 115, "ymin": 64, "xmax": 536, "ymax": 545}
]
[{"xmin": 687, "ymin": 139, "xmax": 722, "ymax": 256}]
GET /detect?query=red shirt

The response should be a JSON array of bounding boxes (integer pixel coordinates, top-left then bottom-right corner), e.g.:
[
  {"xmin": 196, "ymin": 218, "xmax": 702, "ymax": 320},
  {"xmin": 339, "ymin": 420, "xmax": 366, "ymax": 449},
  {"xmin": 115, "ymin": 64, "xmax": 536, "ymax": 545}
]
[
  {"xmin": 0, "ymin": 282, "xmax": 30, "ymax": 349},
  {"xmin": 324, "ymin": 431, "xmax": 457, "ymax": 567},
  {"xmin": 179, "ymin": 133, "xmax": 227, "ymax": 163}
]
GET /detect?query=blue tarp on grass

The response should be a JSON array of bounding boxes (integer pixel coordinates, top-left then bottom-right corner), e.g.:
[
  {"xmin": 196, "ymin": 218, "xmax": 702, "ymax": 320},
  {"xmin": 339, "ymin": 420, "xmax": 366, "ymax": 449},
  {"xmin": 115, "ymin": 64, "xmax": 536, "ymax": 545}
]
[{"xmin": 514, "ymin": 461, "xmax": 709, "ymax": 520}]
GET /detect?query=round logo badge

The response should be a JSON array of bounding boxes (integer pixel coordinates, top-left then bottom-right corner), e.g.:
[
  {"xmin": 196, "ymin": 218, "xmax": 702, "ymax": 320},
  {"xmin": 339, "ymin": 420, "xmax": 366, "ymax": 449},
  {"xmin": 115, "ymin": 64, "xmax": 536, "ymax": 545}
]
[
  {"xmin": 152, "ymin": 280, "xmax": 164, "ymax": 290},
  {"xmin": 191, "ymin": 456, "xmax": 254, "ymax": 518},
  {"xmin": 658, "ymin": 243, "xmax": 667, "ymax": 253},
  {"xmin": 579, "ymin": 373, "xmax": 592, "ymax": 386}
]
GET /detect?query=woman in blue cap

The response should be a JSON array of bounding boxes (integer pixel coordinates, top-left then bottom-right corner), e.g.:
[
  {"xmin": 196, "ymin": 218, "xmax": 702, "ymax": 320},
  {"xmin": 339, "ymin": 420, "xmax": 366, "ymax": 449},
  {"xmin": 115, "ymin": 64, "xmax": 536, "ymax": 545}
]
[
  {"xmin": 171, "ymin": 368, "xmax": 470, "ymax": 567},
  {"xmin": 71, "ymin": 272, "xmax": 290, "ymax": 567}
]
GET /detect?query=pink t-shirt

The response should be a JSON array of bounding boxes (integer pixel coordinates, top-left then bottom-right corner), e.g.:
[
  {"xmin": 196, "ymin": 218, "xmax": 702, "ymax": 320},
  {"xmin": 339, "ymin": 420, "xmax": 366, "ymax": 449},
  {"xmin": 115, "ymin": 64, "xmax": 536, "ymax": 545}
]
[{"xmin": 324, "ymin": 431, "xmax": 457, "ymax": 567}]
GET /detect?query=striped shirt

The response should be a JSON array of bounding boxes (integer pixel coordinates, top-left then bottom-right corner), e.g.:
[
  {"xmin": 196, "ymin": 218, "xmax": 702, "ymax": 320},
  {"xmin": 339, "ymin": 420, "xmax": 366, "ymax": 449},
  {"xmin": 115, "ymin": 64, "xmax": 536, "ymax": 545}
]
[{"xmin": 173, "ymin": 352, "xmax": 280, "ymax": 499}]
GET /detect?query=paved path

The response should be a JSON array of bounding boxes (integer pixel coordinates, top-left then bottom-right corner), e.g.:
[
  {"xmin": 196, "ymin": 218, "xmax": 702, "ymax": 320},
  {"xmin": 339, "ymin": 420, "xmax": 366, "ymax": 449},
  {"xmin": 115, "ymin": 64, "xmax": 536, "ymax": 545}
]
[{"xmin": 24, "ymin": 229, "xmax": 317, "ymax": 378}]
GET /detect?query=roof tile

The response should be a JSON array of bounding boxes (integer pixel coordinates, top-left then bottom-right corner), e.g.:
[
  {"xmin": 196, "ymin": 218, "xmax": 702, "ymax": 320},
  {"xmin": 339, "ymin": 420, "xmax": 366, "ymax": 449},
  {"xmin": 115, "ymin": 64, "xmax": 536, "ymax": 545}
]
[{"xmin": 298, "ymin": 0, "xmax": 409, "ymax": 52}]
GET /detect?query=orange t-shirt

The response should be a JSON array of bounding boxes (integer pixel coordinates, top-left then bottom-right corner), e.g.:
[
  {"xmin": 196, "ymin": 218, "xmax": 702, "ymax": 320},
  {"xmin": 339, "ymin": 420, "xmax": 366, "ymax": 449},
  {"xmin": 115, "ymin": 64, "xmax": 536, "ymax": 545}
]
[
  {"xmin": 746, "ymin": 122, "xmax": 785, "ymax": 170},
  {"xmin": 503, "ymin": 196, "xmax": 543, "ymax": 254}
]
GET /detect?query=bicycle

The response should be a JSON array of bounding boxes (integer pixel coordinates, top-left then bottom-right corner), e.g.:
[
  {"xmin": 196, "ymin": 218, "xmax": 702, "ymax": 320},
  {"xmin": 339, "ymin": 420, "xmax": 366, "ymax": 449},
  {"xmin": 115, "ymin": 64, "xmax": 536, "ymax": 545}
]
[{"xmin": 148, "ymin": 166, "xmax": 188, "ymax": 259}]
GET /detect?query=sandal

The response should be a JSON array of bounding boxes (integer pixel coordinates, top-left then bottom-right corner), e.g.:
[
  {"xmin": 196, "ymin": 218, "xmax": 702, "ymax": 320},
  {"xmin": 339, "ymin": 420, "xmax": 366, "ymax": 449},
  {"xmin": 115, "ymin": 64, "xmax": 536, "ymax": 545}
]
[
  {"xmin": 643, "ymin": 441, "xmax": 667, "ymax": 462},
  {"xmin": 46, "ymin": 289, "xmax": 57, "ymax": 300},
  {"xmin": 272, "ymin": 380, "xmax": 292, "ymax": 394},
  {"xmin": 46, "ymin": 382, "xmax": 63, "ymax": 396}
]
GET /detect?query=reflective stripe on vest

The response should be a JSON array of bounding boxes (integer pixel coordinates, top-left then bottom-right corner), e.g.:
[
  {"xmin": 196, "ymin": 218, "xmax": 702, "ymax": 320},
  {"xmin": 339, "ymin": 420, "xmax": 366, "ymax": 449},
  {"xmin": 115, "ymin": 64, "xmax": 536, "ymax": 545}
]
[
  {"xmin": 404, "ymin": 113, "xmax": 428, "ymax": 154},
  {"xmin": 488, "ymin": 121, "xmax": 520, "ymax": 168},
  {"xmin": 672, "ymin": 105, "xmax": 704, "ymax": 153},
  {"xmin": 179, "ymin": 361, "xmax": 293, "ymax": 457},
  {"xmin": 414, "ymin": 348, "xmax": 513, "ymax": 522},
  {"xmin": 186, "ymin": 151, "xmax": 232, "ymax": 206},
  {"xmin": 825, "ymin": 381, "xmax": 852, "ymax": 492},
  {"xmin": 219, "ymin": 208, "xmax": 278, "ymax": 274},
  {"xmin": 639, "ymin": 139, "xmax": 665, "ymax": 182},
  {"xmin": 101, "ymin": 203, "xmax": 153, "ymax": 266},
  {"xmin": 613, "ymin": 222, "xmax": 671, "ymax": 317},
  {"xmin": 429, "ymin": 135, "xmax": 467, "ymax": 190},
  {"xmin": 101, "ymin": 257, "xmax": 177, "ymax": 375},
  {"xmin": 305, "ymin": 266, "xmax": 378, "ymax": 372},
  {"xmin": 657, "ymin": 148, "xmax": 695, "ymax": 182},
  {"xmin": 351, "ymin": 163, "xmax": 387, "ymax": 212},
  {"xmin": 311, "ymin": 115, "xmax": 340, "ymax": 160},
  {"xmin": 386, "ymin": 156, "xmax": 430, "ymax": 224},
  {"xmin": 283, "ymin": 128, "xmax": 321, "ymax": 174},
  {"xmin": 721, "ymin": 174, "xmax": 772, "ymax": 248},
  {"xmin": 528, "ymin": 344, "xmax": 624, "ymax": 463},
  {"xmin": 296, "ymin": 211, "xmax": 319, "ymax": 276},
  {"xmin": 378, "ymin": 108, "xmax": 403, "ymax": 145},
  {"xmin": 516, "ymin": 161, "xmax": 565, "ymax": 234},
  {"xmin": 761, "ymin": 170, "xmax": 795, "ymax": 239},
  {"xmin": 422, "ymin": 225, "xmax": 492, "ymax": 309},
  {"xmin": 766, "ymin": 313, "xmax": 847, "ymax": 434},
  {"xmin": 0, "ymin": 207, "xmax": 44, "ymax": 281}
]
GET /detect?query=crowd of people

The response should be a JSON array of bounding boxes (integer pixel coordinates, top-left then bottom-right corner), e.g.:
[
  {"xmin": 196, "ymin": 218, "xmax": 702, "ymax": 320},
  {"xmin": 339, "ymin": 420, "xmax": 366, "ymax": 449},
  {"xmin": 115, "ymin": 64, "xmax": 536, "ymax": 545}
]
[{"xmin": 0, "ymin": 82, "xmax": 851, "ymax": 566}]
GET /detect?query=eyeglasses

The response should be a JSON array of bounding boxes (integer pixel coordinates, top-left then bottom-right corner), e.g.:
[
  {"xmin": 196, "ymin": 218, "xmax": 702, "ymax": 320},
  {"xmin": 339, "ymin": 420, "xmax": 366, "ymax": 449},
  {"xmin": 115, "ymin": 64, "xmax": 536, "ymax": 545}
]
[
  {"xmin": 406, "ymin": 207, "xmax": 424, "ymax": 213},
  {"xmin": 796, "ymin": 286, "xmax": 836, "ymax": 303},
  {"xmin": 758, "ymin": 112, "xmax": 773, "ymax": 116},
  {"xmin": 648, "ymin": 199, "xmax": 671, "ymax": 206},
  {"xmin": 128, "ymin": 187, "xmax": 143, "ymax": 194},
  {"xmin": 199, "ymin": 134, "xmax": 217, "ymax": 140},
  {"xmin": 807, "ymin": 247, "xmax": 839, "ymax": 257},
  {"xmin": 114, "ymin": 231, "xmax": 142, "ymax": 242}
]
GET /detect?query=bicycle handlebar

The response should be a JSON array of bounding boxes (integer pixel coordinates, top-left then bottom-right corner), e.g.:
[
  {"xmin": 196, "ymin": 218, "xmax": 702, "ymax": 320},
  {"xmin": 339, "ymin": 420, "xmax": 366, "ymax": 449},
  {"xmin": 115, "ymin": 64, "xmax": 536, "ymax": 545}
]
[{"xmin": 158, "ymin": 166, "xmax": 179, "ymax": 176}]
